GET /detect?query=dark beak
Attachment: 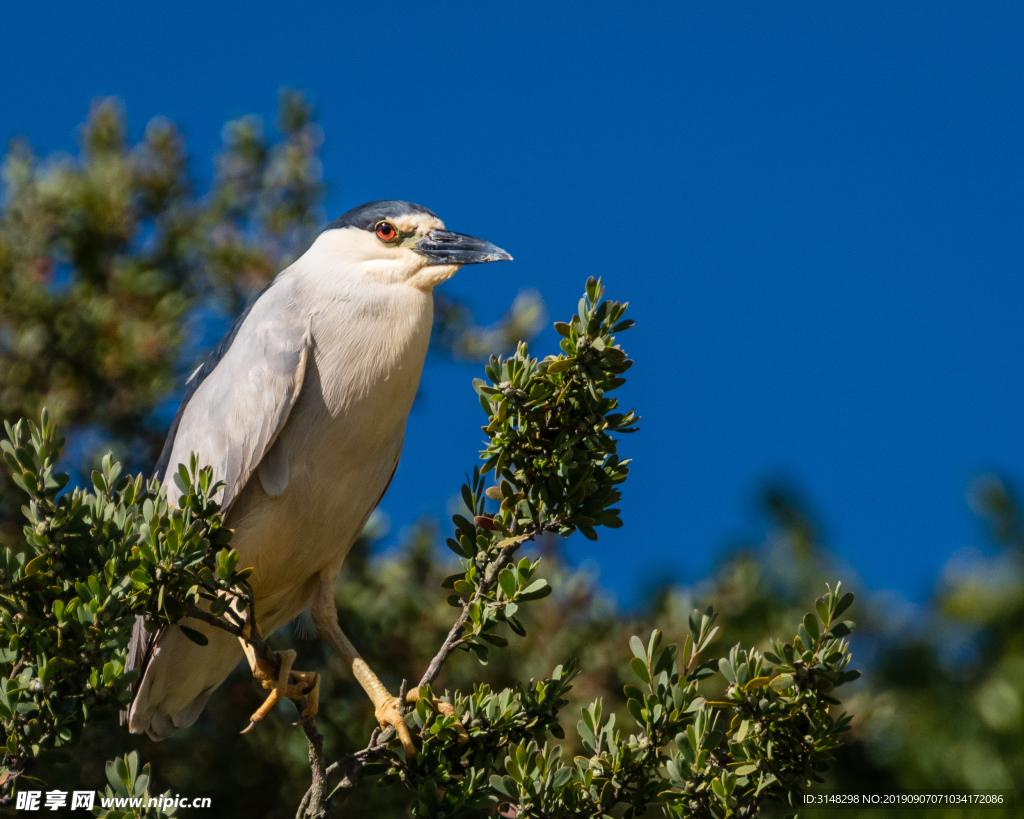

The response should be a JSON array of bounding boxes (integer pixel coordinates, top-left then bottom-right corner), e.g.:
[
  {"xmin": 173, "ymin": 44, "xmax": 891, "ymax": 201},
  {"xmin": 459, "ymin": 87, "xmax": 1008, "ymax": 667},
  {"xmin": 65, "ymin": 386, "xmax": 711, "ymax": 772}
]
[{"xmin": 413, "ymin": 229, "xmax": 513, "ymax": 266}]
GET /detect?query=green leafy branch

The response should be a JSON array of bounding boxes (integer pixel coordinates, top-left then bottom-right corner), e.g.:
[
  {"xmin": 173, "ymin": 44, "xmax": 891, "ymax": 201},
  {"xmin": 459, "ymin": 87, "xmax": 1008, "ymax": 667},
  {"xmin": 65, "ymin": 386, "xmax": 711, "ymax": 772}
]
[
  {"xmin": 93, "ymin": 750, "xmax": 177, "ymax": 819},
  {"xmin": 301, "ymin": 281, "xmax": 859, "ymax": 818},
  {"xmin": 380, "ymin": 591, "xmax": 858, "ymax": 819},
  {"xmin": 0, "ymin": 414, "xmax": 306, "ymax": 804}
]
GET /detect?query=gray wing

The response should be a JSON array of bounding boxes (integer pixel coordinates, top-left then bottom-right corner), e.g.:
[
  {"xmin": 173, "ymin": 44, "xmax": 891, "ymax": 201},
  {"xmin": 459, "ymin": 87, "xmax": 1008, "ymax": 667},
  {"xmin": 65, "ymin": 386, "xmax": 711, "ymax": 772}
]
[
  {"xmin": 157, "ymin": 278, "xmax": 311, "ymax": 511},
  {"xmin": 124, "ymin": 277, "xmax": 310, "ymax": 723},
  {"xmin": 152, "ymin": 282, "xmax": 272, "ymax": 485}
]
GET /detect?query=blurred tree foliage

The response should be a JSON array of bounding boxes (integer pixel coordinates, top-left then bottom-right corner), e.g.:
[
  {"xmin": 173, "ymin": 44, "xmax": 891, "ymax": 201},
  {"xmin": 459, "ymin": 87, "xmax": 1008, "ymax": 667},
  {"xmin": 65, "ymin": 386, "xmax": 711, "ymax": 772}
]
[
  {"xmin": 0, "ymin": 94, "xmax": 1019, "ymax": 817},
  {"xmin": 0, "ymin": 92, "xmax": 320, "ymax": 497},
  {"xmin": 838, "ymin": 474, "xmax": 1024, "ymax": 805},
  {"xmin": 666, "ymin": 482, "xmax": 1024, "ymax": 818}
]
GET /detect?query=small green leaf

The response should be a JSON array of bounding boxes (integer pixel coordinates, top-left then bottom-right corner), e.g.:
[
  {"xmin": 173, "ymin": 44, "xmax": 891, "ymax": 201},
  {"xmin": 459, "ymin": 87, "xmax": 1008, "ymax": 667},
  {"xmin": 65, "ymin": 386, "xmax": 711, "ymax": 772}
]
[
  {"xmin": 630, "ymin": 657, "xmax": 651, "ymax": 686},
  {"xmin": 623, "ymin": 684, "xmax": 645, "ymax": 701},
  {"xmin": 446, "ymin": 537, "xmax": 471, "ymax": 558},
  {"xmin": 829, "ymin": 621, "xmax": 856, "ymax": 638},
  {"xmin": 519, "ymin": 579, "xmax": 551, "ymax": 601},
  {"xmin": 461, "ymin": 484, "xmax": 475, "ymax": 513},
  {"xmin": 24, "ymin": 555, "xmax": 47, "ymax": 576},
  {"xmin": 647, "ymin": 629, "xmax": 662, "ymax": 662},
  {"xmin": 803, "ymin": 612, "xmax": 820, "ymax": 642},
  {"xmin": 626, "ymin": 698, "xmax": 645, "ymax": 725},
  {"xmin": 440, "ymin": 573, "xmax": 462, "ymax": 590},
  {"xmin": 769, "ymin": 674, "xmax": 795, "ymax": 692},
  {"xmin": 498, "ymin": 569, "xmax": 517, "ymax": 599},
  {"xmin": 833, "ymin": 592, "xmax": 856, "ymax": 619},
  {"xmin": 577, "ymin": 719, "xmax": 596, "ymax": 749},
  {"xmin": 178, "ymin": 626, "xmax": 209, "ymax": 646},
  {"xmin": 629, "ymin": 635, "xmax": 647, "ymax": 662}
]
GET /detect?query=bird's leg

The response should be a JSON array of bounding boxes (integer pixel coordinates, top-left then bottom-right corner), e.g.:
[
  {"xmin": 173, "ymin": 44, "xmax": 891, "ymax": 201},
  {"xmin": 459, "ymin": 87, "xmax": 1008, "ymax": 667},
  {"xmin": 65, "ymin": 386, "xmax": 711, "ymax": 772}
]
[
  {"xmin": 310, "ymin": 570, "xmax": 467, "ymax": 759},
  {"xmin": 238, "ymin": 625, "xmax": 320, "ymax": 734},
  {"xmin": 309, "ymin": 573, "xmax": 415, "ymax": 755}
]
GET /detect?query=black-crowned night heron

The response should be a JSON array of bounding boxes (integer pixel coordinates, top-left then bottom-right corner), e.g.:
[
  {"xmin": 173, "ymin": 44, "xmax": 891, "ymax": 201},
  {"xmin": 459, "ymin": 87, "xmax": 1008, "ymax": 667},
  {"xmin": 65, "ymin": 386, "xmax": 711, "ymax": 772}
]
[{"xmin": 124, "ymin": 201, "xmax": 511, "ymax": 753}]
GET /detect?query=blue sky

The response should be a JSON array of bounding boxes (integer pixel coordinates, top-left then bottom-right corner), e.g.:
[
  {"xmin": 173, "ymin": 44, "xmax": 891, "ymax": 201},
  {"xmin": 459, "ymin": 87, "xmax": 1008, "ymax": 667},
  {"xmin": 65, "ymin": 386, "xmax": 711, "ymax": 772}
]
[{"xmin": 2, "ymin": 2, "xmax": 1022, "ymax": 606}]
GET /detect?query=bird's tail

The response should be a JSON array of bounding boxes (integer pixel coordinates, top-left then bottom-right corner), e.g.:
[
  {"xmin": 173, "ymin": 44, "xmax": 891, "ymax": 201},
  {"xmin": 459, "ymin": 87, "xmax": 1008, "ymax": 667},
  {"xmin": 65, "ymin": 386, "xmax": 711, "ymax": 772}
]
[{"xmin": 123, "ymin": 618, "xmax": 244, "ymax": 741}]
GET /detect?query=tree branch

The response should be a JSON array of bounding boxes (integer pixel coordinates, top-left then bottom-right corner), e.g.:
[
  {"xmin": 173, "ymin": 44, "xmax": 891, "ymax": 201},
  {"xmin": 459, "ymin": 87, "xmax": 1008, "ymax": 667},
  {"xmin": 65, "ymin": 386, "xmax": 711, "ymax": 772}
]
[
  {"xmin": 417, "ymin": 532, "xmax": 531, "ymax": 687},
  {"xmin": 295, "ymin": 708, "xmax": 326, "ymax": 819}
]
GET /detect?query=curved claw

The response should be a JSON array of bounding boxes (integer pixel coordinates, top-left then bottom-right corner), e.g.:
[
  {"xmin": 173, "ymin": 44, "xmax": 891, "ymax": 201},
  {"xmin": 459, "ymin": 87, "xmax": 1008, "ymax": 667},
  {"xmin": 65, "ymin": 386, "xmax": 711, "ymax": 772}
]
[
  {"xmin": 291, "ymin": 713, "xmax": 314, "ymax": 727},
  {"xmin": 375, "ymin": 696, "xmax": 417, "ymax": 759},
  {"xmin": 241, "ymin": 656, "xmax": 319, "ymax": 735}
]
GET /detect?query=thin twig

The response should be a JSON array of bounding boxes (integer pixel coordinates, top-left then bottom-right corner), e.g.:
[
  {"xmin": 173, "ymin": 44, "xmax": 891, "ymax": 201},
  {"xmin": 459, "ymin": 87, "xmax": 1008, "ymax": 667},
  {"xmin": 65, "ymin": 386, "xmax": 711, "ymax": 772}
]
[
  {"xmin": 6, "ymin": 656, "xmax": 26, "ymax": 681},
  {"xmin": 295, "ymin": 704, "xmax": 327, "ymax": 819},
  {"xmin": 417, "ymin": 532, "xmax": 533, "ymax": 687}
]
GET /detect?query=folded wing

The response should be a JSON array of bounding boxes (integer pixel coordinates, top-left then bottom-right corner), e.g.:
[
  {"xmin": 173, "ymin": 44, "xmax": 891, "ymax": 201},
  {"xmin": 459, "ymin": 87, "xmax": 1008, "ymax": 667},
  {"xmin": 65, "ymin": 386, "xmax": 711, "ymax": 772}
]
[{"xmin": 124, "ymin": 278, "xmax": 310, "ymax": 729}]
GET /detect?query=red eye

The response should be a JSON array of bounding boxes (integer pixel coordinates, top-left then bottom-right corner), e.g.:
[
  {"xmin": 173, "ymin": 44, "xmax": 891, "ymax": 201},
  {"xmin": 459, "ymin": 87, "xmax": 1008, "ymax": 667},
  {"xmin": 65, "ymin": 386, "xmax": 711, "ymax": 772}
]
[{"xmin": 375, "ymin": 221, "xmax": 398, "ymax": 242}]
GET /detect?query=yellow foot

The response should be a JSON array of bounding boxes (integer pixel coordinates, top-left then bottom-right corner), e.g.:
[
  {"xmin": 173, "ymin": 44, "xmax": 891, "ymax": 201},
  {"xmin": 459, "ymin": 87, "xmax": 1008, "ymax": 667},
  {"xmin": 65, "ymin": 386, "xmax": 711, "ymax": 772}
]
[
  {"xmin": 434, "ymin": 699, "xmax": 470, "ymax": 745},
  {"xmin": 375, "ymin": 694, "xmax": 418, "ymax": 759},
  {"xmin": 240, "ymin": 648, "xmax": 319, "ymax": 734},
  {"xmin": 379, "ymin": 688, "xmax": 469, "ymax": 760},
  {"xmin": 291, "ymin": 670, "xmax": 320, "ymax": 726}
]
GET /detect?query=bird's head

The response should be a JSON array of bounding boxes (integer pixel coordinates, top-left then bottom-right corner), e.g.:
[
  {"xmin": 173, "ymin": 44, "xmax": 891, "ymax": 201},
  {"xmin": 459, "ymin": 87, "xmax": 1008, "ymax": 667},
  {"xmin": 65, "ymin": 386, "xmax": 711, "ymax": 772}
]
[{"xmin": 310, "ymin": 200, "xmax": 512, "ymax": 290}]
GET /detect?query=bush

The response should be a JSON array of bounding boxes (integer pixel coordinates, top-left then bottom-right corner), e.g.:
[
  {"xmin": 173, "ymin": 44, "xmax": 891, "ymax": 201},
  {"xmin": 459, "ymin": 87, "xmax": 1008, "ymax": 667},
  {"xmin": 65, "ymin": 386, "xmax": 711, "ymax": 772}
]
[{"xmin": 0, "ymin": 280, "xmax": 858, "ymax": 817}]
